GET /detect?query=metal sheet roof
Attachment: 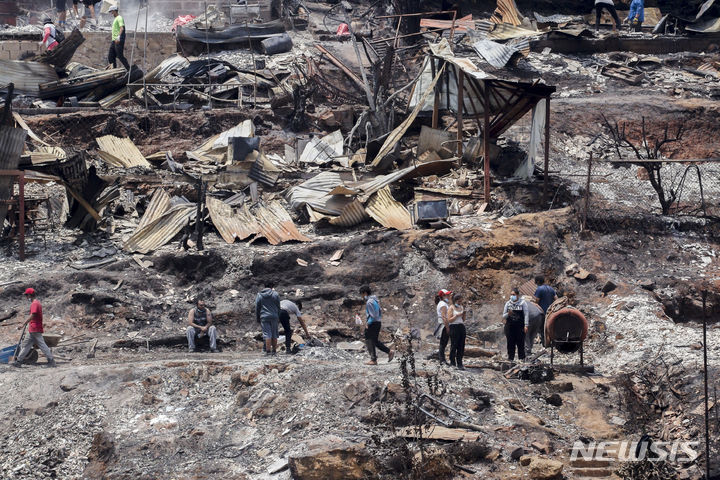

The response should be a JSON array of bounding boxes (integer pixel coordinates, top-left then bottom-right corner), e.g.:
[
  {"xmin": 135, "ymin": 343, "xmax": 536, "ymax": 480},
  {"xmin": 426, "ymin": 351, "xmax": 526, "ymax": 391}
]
[
  {"xmin": 96, "ymin": 135, "xmax": 151, "ymax": 168},
  {"xmin": 253, "ymin": 201, "xmax": 310, "ymax": 245},
  {"xmin": 124, "ymin": 203, "xmax": 196, "ymax": 254},
  {"xmin": 473, "ymin": 38, "xmax": 521, "ymax": 68},
  {"xmin": 329, "ymin": 199, "xmax": 369, "ymax": 227},
  {"xmin": 490, "ymin": 0, "xmax": 523, "ymax": 26},
  {"xmin": 207, "ymin": 196, "xmax": 259, "ymax": 243},
  {"xmin": 365, "ymin": 187, "xmax": 412, "ymax": 230},
  {"xmin": 137, "ymin": 188, "xmax": 170, "ymax": 231},
  {"xmin": 0, "ymin": 60, "xmax": 59, "ymax": 96}
]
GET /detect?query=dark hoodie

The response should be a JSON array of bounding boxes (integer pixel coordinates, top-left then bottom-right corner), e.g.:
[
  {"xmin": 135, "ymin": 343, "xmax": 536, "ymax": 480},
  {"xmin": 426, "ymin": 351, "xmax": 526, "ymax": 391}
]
[{"xmin": 255, "ymin": 288, "xmax": 280, "ymax": 323}]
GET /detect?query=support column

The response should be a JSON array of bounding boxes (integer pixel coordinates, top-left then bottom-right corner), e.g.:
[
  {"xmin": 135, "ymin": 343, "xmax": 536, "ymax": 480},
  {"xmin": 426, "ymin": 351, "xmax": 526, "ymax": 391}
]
[
  {"xmin": 431, "ymin": 59, "xmax": 439, "ymax": 129},
  {"xmin": 18, "ymin": 171, "xmax": 25, "ymax": 261},
  {"xmin": 457, "ymin": 69, "xmax": 464, "ymax": 159},
  {"xmin": 483, "ymin": 83, "xmax": 491, "ymax": 203},
  {"xmin": 543, "ymin": 97, "xmax": 551, "ymax": 204}
]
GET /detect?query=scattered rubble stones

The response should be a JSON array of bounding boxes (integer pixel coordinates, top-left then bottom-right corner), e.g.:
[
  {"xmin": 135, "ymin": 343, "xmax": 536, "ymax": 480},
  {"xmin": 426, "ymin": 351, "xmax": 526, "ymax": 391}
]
[{"xmin": 527, "ymin": 456, "xmax": 564, "ymax": 480}]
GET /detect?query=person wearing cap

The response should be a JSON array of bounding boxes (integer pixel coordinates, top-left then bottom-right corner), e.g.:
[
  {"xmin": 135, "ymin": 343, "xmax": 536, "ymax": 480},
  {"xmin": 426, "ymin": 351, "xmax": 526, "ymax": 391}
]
[
  {"xmin": 13, "ymin": 288, "xmax": 56, "ymax": 368},
  {"xmin": 107, "ymin": 6, "xmax": 130, "ymax": 71},
  {"xmin": 360, "ymin": 285, "xmax": 394, "ymax": 365},
  {"xmin": 502, "ymin": 287, "xmax": 529, "ymax": 362},
  {"xmin": 186, "ymin": 298, "xmax": 217, "ymax": 353},
  {"xmin": 434, "ymin": 289, "xmax": 452, "ymax": 364},
  {"xmin": 39, "ymin": 17, "xmax": 60, "ymax": 51}
]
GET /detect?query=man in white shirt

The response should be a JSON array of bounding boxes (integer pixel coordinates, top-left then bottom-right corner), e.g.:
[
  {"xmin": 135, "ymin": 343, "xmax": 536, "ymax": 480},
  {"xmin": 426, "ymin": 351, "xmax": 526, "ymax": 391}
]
[{"xmin": 595, "ymin": 0, "xmax": 621, "ymax": 32}]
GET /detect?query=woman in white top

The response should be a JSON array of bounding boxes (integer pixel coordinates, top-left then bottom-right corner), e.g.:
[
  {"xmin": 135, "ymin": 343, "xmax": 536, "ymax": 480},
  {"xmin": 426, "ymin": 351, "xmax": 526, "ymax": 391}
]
[
  {"xmin": 434, "ymin": 289, "xmax": 452, "ymax": 364},
  {"xmin": 447, "ymin": 292, "xmax": 467, "ymax": 370}
]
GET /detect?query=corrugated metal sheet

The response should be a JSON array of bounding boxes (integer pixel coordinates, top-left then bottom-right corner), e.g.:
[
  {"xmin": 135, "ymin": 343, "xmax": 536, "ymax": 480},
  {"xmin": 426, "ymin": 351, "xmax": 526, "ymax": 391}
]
[
  {"xmin": 124, "ymin": 203, "xmax": 196, "ymax": 254},
  {"xmin": 490, "ymin": 0, "xmax": 523, "ymax": 26},
  {"xmin": 96, "ymin": 135, "xmax": 151, "ymax": 168},
  {"xmin": 329, "ymin": 199, "xmax": 369, "ymax": 227},
  {"xmin": 473, "ymin": 39, "xmax": 520, "ymax": 68},
  {"xmin": 298, "ymin": 131, "xmax": 343, "ymax": 165},
  {"xmin": 286, "ymin": 172, "xmax": 350, "ymax": 215},
  {"xmin": 253, "ymin": 201, "xmax": 310, "ymax": 245},
  {"xmin": 212, "ymin": 119, "xmax": 254, "ymax": 149},
  {"xmin": 420, "ymin": 15, "xmax": 475, "ymax": 32},
  {"xmin": 207, "ymin": 196, "xmax": 259, "ymax": 243},
  {"xmin": 476, "ymin": 20, "xmax": 539, "ymax": 40},
  {"xmin": 0, "ymin": 60, "xmax": 59, "ymax": 96},
  {"xmin": 100, "ymin": 55, "xmax": 191, "ymax": 107},
  {"xmin": 137, "ymin": 188, "xmax": 171, "ymax": 231},
  {"xmin": 248, "ymin": 154, "xmax": 280, "ymax": 187},
  {"xmin": 365, "ymin": 187, "xmax": 412, "ymax": 230},
  {"xmin": 0, "ymin": 126, "xmax": 29, "ymax": 223}
]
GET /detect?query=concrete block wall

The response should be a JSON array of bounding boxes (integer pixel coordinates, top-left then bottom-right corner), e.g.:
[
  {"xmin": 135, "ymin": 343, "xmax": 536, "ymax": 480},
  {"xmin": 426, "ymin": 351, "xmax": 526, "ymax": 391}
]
[{"xmin": 0, "ymin": 32, "xmax": 176, "ymax": 67}]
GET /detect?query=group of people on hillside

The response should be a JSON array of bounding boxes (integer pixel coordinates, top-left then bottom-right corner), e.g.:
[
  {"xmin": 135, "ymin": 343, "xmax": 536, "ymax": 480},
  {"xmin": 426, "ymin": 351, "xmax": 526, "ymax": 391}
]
[
  {"xmin": 433, "ymin": 277, "xmax": 557, "ymax": 369},
  {"xmin": 11, "ymin": 277, "xmax": 556, "ymax": 368}
]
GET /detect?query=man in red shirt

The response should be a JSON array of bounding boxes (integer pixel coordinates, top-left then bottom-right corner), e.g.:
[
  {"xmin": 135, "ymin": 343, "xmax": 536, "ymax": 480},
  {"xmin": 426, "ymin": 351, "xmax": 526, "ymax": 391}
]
[{"xmin": 13, "ymin": 288, "xmax": 56, "ymax": 368}]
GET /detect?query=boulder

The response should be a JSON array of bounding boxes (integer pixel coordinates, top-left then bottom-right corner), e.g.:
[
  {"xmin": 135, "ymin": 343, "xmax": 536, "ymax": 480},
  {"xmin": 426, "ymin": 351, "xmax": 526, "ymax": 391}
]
[
  {"xmin": 288, "ymin": 436, "xmax": 379, "ymax": 480},
  {"xmin": 528, "ymin": 457, "xmax": 564, "ymax": 480}
]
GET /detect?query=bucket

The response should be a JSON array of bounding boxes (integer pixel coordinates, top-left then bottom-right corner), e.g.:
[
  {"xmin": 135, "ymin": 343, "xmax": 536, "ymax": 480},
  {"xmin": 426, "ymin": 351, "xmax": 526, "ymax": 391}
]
[
  {"xmin": 0, "ymin": 344, "xmax": 18, "ymax": 364},
  {"xmin": 261, "ymin": 33, "xmax": 293, "ymax": 55}
]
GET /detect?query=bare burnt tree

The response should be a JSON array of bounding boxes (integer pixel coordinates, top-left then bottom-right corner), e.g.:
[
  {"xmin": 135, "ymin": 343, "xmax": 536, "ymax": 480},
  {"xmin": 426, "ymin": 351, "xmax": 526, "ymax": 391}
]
[{"xmin": 602, "ymin": 115, "xmax": 685, "ymax": 215}]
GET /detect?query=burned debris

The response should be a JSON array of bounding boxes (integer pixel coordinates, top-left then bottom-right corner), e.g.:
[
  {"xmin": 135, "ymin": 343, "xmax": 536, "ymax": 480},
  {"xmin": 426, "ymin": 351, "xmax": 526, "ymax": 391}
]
[{"xmin": 1, "ymin": 0, "xmax": 720, "ymax": 479}]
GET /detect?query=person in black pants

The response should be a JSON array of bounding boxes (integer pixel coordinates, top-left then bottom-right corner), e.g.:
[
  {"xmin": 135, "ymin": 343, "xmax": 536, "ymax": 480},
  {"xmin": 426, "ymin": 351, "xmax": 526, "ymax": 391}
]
[
  {"xmin": 502, "ymin": 287, "xmax": 529, "ymax": 362},
  {"xmin": 447, "ymin": 293, "xmax": 467, "ymax": 370},
  {"xmin": 360, "ymin": 285, "xmax": 394, "ymax": 365},
  {"xmin": 595, "ymin": 0, "xmax": 621, "ymax": 32},
  {"xmin": 108, "ymin": 6, "xmax": 130, "ymax": 70},
  {"xmin": 434, "ymin": 289, "xmax": 452, "ymax": 364}
]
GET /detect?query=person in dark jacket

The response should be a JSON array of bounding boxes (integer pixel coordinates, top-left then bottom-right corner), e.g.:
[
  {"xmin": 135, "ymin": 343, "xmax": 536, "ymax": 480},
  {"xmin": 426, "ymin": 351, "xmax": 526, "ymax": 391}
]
[
  {"xmin": 256, "ymin": 283, "xmax": 281, "ymax": 355},
  {"xmin": 360, "ymin": 285, "xmax": 394, "ymax": 365}
]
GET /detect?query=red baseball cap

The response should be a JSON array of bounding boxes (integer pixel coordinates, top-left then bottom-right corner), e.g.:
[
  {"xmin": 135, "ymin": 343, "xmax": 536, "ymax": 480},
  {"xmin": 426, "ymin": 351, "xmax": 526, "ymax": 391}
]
[
  {"xmin": 438, "ymin": 289, "xmax": 452, "ymax": 297},
  {"xmin": 23, "ymin": 288, "xmax": 35, "ymax": 295}
]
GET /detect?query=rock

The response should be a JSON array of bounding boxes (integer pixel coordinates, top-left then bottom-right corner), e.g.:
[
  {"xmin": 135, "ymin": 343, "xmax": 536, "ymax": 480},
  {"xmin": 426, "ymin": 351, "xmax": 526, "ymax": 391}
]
[
  {"xmin": 507, "ymin": 398, "xmax": 526, "ymax": 411},
  {"xmin": 531, "ymin": 438, "xmax": 552, "ymax": 454},
  {"xmin": 548, "ymin": 381, "xmax": 573, "ymax": 393},
  {"xmin": 690, "ymin": 343, "xmax": 703, "ymax": 350},
  {"xmin": 288, "ymin": 436, "xmax": 379, "ymax": 480},
  {"xmin": 545, "ymin": 393, "xmax": 563, "ymax": 407},
  {"xmin": 601, "ymin": 280, "xmax": 617, "ymax": 294},
  {"xmin": 459, "ymin": 203, "xmax": 474, "ymax": 215},
  {"xmin": 639, "ymin": 279, "xmax": 656, "ymax": 291},
  {"xmin": 519, "ymin": 454, "xmax": 532, "ymax": 466},
  {"xmin": 510, "ymin": 446, "xmax": 526, "ymax": 460},
  {"xmin": 527, "ymin": 457, "xmax": 563, "ymax": 480},
  {"xmin": 610, "ymin": 416, "xmax": 626, "ymax": 426}
]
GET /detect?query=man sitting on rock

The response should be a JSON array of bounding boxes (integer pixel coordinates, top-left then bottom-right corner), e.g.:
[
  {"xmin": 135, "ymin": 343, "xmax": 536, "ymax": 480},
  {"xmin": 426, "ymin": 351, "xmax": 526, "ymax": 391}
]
[{"xmin": 186, "ymin": 299, "xmax": 217, "ymax": 353}]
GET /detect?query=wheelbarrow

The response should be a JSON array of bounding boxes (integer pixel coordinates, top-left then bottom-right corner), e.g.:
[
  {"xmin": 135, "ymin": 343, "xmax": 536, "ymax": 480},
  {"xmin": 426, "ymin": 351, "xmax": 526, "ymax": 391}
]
[{"xmin": 0, "ymin": 332, "xmax": 61, "ymax": 364}]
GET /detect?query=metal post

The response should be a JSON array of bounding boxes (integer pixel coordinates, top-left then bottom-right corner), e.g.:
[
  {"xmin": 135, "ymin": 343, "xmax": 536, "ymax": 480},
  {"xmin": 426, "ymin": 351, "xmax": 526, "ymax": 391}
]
[
  {"xmin": 18, "ymin": 171, "xmax": 25, "ymax": 261},
  {"xmin": 543, "ymin": 97, "xmax": 551, "ymax": 204},
  {"xmin": 702, "ymin": 290, "xmax": 711, "ymax": 480},
  {"xmin": 483, "ymin": 83, "xmax": 491, "ymax": 203},
  {"xmin": 456, "ymin": 69, "xmax": 464, "ymax": 159},
  {"xmin": 431, "ymin": 58, "xmax": 439, "ymax": 129},
  {"xmin": 582, "ymin": 152, "xmax": 592, "ymax": 231}
]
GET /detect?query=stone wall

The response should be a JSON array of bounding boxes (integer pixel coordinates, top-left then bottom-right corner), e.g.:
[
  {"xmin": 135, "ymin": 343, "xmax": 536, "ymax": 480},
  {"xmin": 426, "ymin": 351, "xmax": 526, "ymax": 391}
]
[{"xmin": 0, "ymin": 31, "xmax": 176, "ymax": 67}]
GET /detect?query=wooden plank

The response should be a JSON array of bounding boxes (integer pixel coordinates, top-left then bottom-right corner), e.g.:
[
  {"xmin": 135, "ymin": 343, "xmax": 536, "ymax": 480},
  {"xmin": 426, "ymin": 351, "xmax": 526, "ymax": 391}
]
[{"xmin": 396, "ymin": 425, "xmax": 483, "ymax": 441}]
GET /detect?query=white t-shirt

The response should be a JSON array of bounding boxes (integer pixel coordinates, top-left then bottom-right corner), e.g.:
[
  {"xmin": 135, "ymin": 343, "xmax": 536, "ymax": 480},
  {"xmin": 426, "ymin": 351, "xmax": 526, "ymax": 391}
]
[
  {"xmin": 280, "ymin": 300, "xmax": 302, "ymax": 319},
  {"xmin": 436, "ymin": 300, "xmax": 449, "ymax": 324},
  {"xmin": 448, "ymin": 305, "xmax": 465, "ymax": 325}
]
